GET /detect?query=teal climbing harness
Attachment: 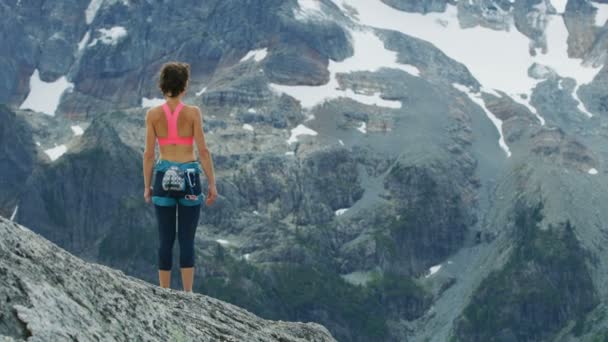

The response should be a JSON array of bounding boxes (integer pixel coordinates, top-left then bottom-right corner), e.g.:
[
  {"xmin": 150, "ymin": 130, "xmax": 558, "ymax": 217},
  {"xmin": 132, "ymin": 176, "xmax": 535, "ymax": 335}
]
[{"xmin": 152, "ymin": 159, "xmax": 204, "ymax": 206}]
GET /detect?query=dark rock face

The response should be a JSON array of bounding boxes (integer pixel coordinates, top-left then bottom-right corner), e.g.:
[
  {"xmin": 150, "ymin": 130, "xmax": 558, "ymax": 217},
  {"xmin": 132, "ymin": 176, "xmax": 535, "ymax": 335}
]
[
  {"xmin": 529, "ymin": 126, "xmax": 597, "ymax": 171},
  {"xmin": 0, "ymin": 0, "xmax": 86, "ymax": 104},
  {"xmin": 379, "ymin": 162, "xmax": 471, "ymax": 276},
  {"xmin": 579, "ymin": 66, "xmax": 608, "ymax": 116},
  {"xmin": 453, "ymin": 201, "xmax": 599, "ymax": 341},
  {"xmin": 584, "ymin": 27, "xmax": 608, "ymax": 67},
  {"xmin": 277, "ymin": 8, "xmax": 353, "ymax": 62},
  {"xmin": 3, "ymin": 0, "xmax": 352, "ymax": 117},
  {"xmin": 0, "ymin": 105, "xmax": 36, "ymax": 217},
  {"xmin": 380, "ymin": 0, "xmax": 449, "ymax": 14},
  {"xmin": 480, "ymin": 91, "xmax": 542, "ymax": 147},
  {"xmin": 375, "ymin": 29, "xmax": 480, "ymax": 89},
  {"xmin": 297, "ymin": 148, "xmax": 365, "ymax": 225},
  {"xmin": 202, "ymin": 68, "xmax": 275, "ymax": 108},
  {"xmin": 232, "ymin": 147, "xmax": 364, "ymax": 226},
  {"xmin": 564, "ymin": 0, "xmax": 599, "ymax": 59},
  {"xmin": 265, "ymin": 43, "xmax": 331, "ymax": 86},
  {"xmin": 457, "ymin": 0, "xmax": 515, "ymax": 31},
  {"xmin": 0, "ymin": 216, "xmax": 337, "ymax": 341},
  {"xmin": 16, "ymin": 111, "xmax": 153, "ymax": 267},
  {"xmin": 513, "ymin": 0, "xmax": 552, "ymax": 55}
]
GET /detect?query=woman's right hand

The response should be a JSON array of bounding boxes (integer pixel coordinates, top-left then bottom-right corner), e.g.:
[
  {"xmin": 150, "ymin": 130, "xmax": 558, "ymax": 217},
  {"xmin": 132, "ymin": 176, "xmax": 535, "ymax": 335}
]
[{"xmin": 206, "ymin": 184, "xmax": 218, "ymax": 206}]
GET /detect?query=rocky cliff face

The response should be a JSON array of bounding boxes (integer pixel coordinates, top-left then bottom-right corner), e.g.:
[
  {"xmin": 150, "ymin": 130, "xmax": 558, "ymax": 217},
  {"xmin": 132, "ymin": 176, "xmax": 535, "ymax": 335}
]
[
  {"xmin": 3, "ymin": 0, "xmax": 608, "ymax": 341},
  {"xmin": 0, "ymin": 216, "xmax": 336, "ymax": 341},
  {"xmin": 0, "ymin": 105, "xmax": 36, "ymax": 217}
]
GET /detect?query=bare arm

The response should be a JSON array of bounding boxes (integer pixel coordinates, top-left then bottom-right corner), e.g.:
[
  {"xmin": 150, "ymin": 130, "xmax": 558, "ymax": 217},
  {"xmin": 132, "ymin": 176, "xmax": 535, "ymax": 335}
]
[
  {"xmin": 143, "ymin": 110, "xmax": 156, "ymax": 191},
  {"xmin": 193, "ymin": 106, "xmax": 216, "ymax": 187}
]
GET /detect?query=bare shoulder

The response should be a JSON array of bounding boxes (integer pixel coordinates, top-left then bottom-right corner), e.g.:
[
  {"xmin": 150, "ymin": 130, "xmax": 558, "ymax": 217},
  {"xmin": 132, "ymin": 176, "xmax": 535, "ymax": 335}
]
[
  {"xmin": 185, "ymin": 104, "xmax": 202, "ymax": 113},
  {"xmin": 146, "ymin": 106, "xmax": 162, "ymax": 121},
  {"xmin": 184, "ymin": 104, "xmax": 203, "ymax": 118}
]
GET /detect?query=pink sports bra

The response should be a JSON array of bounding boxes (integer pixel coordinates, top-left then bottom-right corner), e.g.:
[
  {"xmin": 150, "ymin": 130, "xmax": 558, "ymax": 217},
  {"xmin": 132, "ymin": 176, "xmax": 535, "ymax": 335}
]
[{"xmin": 157, "ymin": 102, "xmax": 194, "ymax": 146}]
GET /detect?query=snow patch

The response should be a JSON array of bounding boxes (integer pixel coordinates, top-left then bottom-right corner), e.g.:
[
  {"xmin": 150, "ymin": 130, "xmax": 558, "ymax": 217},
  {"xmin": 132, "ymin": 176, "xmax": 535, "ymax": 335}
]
[
  {"xmin": 196, "ymin": 87, "xmax": 207, "ymax": 96},
  {"xmin": 345, "ymin": 90, "xmax": 401, "ymax": 108},
  {"xmin": 356, "ymin": 121, "xmax": 367, "ymax": 133},
  {"xmin": 243, "ymin": 253, "xmax": 250, "ymax": 261},
  {"xmin": 304, "ymin": 113, "xmax": 315, "ymax": 122},
  {"xmin": 334, "ymin": 1, "xmax": 601, "ymax": 118},
  {"xmin": 285, "ymin": 151, "xmax": 295, "ymax": 156},
  {"xmin": 451, "ymin": 83, "xmax": 470, "ymax": 93},
  {"xmin": 425, "ymin": 264, "xmax": 442, "ymax": 278},
  {"xmin": 572, "ymin": 84, "xmax": 593, "ymax": 117},
  {"xmin": 550, "ymin": 0, "xmax": 568, "ymax": 14},
  {"xmin": 85, "ymin": 0, "xmax": 103, "ymax": 24},
  {"xmin": 10, "ymin": 205, "xmax": 18, "ymax": 221},
  {"xmin": 335, "ymin": 208, "xmax": 349, "ymax": 216},
  {"xmin": 88, "ymin": 26, "xmax": 127, "ymax": 47},
  {"xmin": 452, "ymin": 83, "xmax": 511, "ymax": 157},
  {"xmin": 35, "ymin": 141, "xmax": 41, "ymax": 146},
  {"xmin": 78, "ymin": 31, "xmax": 91, "ymax": 51},
  {"xmin": 480, "ymin": 86, "xmax": 501, "ymax": 98},
  {"xmin": 216, "ymin": 239, "xmax": 230, "ymax": 245},
  {"xmin": 242, "ymin": 123, "xmax": 254, "ymax": 131},
  {"xmin": 287, "ymin": 124, "xmax": 318, "ymax": 145},
  {"xmin": 588, "ymin": 168, "xmax": 598, "ymax": 175},
  {"xmin": 592, "ymin": 1, "xmax": 608, "ymax": 26},
  {"xmin": 509, "ymin": 93, "xmax": 546, "ymax": 126},
  {"xmin": 240, "ymin": 48, "xmax": 268, "ymax": 63},
  {"xmin": 85, "ymin": 0, "xmax": 129, "ymax": 25},
  {"xmin": 338, "ymin": 139, "xmax": 344, "ymax": 146},
  {"xmin": 141, "ymin": 97, "xmax": 165, "ymax": 108},
  {"xmin": 400, "ymin": 64, "xmax": 421, "ymax": 77},
  {"xmin": 71, "ymin": 125, "xmax": 84, "ymax": 136},
  {"xmin": 294, "ymin": 0, "xmax": 325, "ymax": 21},
  {"xmin": 44, "ymin": 145, "xmax": 68, "ymax": 161},
  {"xmin": 19, "ymin": 69, "xmax": 74, "ymax": 116}
]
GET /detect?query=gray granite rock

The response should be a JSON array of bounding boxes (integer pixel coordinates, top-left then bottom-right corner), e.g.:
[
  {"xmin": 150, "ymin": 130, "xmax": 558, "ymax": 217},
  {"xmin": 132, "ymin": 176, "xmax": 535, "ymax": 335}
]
[{"xmin": 0, "ymin": 216, "xmax": 337, "ymax": 342}]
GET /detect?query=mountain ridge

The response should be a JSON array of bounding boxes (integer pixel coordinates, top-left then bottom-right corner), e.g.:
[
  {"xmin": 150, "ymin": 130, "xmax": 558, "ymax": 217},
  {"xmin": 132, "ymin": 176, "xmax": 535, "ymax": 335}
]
[{"xmin": 0, "ymin": 216, "xmax": 337, "ymax": 342}]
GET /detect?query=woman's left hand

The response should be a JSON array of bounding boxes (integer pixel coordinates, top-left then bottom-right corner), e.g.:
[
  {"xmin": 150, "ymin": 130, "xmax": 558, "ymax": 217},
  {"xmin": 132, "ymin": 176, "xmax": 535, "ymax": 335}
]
[{"xmin": 144, "ymin": 187, "xmax": 152, "ymax": 204}]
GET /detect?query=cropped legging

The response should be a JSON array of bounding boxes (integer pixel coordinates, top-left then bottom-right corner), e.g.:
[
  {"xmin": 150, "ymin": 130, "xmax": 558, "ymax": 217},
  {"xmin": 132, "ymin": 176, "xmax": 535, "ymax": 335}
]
[{"xmin": 152, "ymin": 159, "xmax": 203, "ymax": 270}]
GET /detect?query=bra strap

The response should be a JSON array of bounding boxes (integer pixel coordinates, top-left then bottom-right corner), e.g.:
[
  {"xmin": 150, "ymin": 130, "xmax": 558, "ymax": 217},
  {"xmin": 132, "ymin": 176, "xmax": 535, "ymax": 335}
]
[{"xmin": 161, "ymin": 102, "xmax": 184, "ymax": 138}]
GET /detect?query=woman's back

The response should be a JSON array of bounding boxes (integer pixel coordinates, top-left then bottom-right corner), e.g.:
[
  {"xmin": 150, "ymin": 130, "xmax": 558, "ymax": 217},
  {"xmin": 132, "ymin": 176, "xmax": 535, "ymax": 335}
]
[{"xmin": 150, "ymin": 102, "xmax": 197, "ymax": 162}]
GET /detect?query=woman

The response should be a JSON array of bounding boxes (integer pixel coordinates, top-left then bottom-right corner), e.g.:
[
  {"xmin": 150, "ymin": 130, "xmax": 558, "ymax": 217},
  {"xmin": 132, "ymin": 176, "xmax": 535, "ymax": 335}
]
[{"xmin": 142, "ymin": 61, "xmax": 218, "ymax": 293}]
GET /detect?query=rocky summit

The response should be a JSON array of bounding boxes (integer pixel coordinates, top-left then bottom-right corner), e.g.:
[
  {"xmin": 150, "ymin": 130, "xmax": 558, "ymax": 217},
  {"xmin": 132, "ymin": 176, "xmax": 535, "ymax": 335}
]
[{"xmin": 0, "ymin": 216, "xmax": 336, "ymax": 342}]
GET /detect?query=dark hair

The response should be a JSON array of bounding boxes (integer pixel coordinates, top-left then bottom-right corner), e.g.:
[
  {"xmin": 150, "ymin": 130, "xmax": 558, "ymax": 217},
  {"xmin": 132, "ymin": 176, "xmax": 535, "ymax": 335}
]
[{"xmin": 158, "ymin": 62, "xmax": 190, "ymax": 97}]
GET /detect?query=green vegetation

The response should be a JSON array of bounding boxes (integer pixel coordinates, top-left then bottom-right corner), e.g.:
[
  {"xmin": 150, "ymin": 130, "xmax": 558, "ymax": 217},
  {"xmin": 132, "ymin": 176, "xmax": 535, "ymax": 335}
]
[
  {"xmin": 591, "ymin": 330, "xmax": 608, "ymax": 342},
  {"xmin": 454, "ymin": 200, "xmax": 598, "ymax": 341},
  {"xmin": 374, "ymin": 230, "xmax": 398, "ymax": 258},
  {"xmin": 196, "ymin": 228, "xmax": 431, "ymax": 342}
]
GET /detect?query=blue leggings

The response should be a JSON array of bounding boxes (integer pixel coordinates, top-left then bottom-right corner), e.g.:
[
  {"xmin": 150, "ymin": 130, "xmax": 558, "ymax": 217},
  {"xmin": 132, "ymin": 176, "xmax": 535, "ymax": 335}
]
[
  {"xmin": 154, "ymin": 204, "xmax": 200, "ymax": 270},
  {"xmin": 152, "ymin": 159, "xmax": 203, "ymax": 270}
]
